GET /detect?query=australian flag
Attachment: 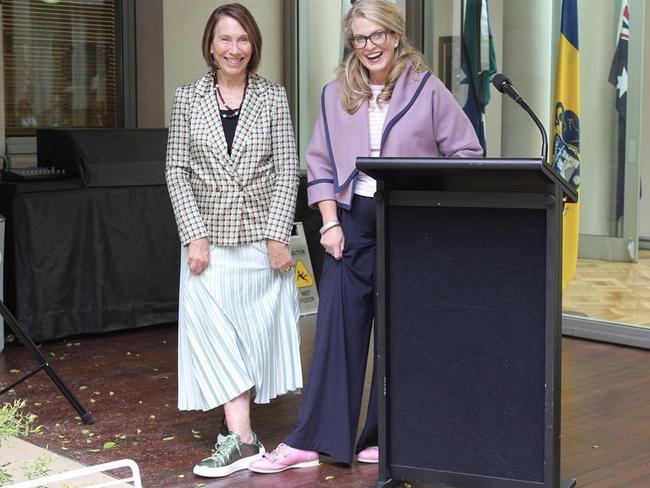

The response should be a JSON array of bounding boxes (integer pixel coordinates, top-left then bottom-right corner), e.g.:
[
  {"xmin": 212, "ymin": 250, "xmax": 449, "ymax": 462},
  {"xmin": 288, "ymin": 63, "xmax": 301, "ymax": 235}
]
[
  {"xmin": 458, "ymin": 0, "xmax": 497, "ymax": 156},
  {"xmin": 609, "ymin": 0, "xmax": 629, "ymax": 219}
]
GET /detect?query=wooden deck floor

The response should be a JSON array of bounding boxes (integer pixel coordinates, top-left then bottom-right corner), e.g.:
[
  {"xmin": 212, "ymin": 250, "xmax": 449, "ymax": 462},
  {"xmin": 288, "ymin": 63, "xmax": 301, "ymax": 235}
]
[
  {"xmin": 0, "ymin": 319, "xmax": 649, "ymax": 488},
  {"xmin": 563, "ymin": 250, "xmax": 650, "ymax": 328}
]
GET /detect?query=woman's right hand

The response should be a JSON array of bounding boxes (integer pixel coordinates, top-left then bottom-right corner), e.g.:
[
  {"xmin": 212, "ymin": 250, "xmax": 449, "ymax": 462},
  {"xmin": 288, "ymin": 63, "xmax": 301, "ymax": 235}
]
[
  {"xmin": 188, "ymin": 237, "xmax": 210, "ymax": 275},
  {"xmin": 318, "ymin": 200, "xmax": 344, "ymax": 261},
  {"xmin": 321, "ymin": 225, "xmax": 345, "ymax": 261}
]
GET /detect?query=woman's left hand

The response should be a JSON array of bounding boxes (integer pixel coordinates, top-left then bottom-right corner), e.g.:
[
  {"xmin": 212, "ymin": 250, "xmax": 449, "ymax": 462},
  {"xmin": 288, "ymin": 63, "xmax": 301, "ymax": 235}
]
[{"xmin": 267, "ymin": 240, "xmax": 294, "ymax": 272}]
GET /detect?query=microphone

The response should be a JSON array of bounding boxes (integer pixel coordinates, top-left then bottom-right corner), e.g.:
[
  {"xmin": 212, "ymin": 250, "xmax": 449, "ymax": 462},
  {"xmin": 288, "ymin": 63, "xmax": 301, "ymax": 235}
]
[
  {"xmin": 492, "ymin": 74, "xmax": 522, "ymax": 103},
  {"xmin": 492, "ymin": 73, "xmax": 548, "ymax": 164}
]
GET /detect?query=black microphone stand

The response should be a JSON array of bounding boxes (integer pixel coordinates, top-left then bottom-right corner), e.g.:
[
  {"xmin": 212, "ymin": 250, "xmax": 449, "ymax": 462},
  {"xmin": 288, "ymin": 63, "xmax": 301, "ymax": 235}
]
[
  {"xmin": 517, "ymin": 98, "xmax": 549, "ymax": 164},
  {"xmin": 492, "ymin": 74, "xmax": 549, "ymax": 163},
  {"xmin": 0, "ymin": 300, "xmax": 94, "ymax": 424}
]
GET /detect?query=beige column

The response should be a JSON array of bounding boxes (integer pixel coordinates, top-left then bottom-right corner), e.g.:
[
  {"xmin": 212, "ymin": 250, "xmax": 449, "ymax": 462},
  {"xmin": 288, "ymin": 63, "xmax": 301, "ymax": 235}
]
[{"xmin": 500, "ymin": 0, "xmax": 554, "ymax": 159}]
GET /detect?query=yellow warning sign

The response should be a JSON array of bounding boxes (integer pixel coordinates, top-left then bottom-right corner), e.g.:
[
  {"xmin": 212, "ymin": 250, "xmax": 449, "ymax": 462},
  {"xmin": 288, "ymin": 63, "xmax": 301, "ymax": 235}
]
[
  {"xmin": 290, "ymin": 222, "xmax": 319, "ymax": 315},
  {"xmin": 294, "ymin": 260, "xmax": 314, "ymax": 288}
]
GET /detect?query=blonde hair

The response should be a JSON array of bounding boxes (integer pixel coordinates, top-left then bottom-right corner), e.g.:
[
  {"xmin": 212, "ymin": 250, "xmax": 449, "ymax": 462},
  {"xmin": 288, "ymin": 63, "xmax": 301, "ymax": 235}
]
[{"xmin": 337, "ymin": 0, "xmax": 428, "ymax": 114}]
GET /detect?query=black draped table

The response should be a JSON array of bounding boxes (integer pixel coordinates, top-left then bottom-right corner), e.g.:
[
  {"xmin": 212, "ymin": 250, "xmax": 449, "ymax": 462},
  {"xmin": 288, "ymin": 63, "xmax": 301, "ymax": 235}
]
[{"xmin": 0, "ymin": 179, "xmax": 180, "ymax": 342}]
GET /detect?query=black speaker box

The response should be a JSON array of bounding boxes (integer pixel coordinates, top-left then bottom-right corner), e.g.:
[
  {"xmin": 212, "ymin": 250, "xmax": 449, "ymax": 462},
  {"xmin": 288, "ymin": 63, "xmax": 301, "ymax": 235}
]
[{"xmin": 37, "ymin": 128, "xmax": 168, "ymax": 187}]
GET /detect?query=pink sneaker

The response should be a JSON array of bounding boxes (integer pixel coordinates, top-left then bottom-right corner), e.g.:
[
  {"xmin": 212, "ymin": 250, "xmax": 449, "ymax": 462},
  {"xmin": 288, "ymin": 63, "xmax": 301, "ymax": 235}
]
[
  {"xmin": 248, "ymin": 443, "xmax": 319, "ymax": 474},
  {"xmin": 357, "ymin": 446, "xmax": 379, "ymax": 463}
]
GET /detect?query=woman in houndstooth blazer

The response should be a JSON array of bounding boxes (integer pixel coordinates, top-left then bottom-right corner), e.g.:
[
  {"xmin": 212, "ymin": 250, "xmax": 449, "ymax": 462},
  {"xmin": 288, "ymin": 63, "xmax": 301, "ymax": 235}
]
[{"xmin": 165, "ymin": 3, "xmax": 302, "ymax": 478}]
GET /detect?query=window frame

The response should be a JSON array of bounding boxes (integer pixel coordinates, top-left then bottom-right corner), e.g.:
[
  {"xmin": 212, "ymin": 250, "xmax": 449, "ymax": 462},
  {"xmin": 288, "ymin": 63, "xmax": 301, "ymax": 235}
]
[{"xmin": 1, "ymin": 0, "xmax": 134, "ymax": 137}]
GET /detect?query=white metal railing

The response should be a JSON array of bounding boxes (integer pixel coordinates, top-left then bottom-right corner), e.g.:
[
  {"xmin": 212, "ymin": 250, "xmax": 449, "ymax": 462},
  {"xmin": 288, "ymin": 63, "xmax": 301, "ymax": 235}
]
[{"xmin": 8, "ymin": 459, "xmax": 142, "ymax": 488}]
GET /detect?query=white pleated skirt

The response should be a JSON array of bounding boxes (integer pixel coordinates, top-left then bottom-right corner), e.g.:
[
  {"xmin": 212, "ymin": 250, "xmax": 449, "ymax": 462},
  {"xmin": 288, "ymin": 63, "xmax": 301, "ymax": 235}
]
[{"xmin": 177, "ymin": 242, "xmax": 302, "ymax": 411}]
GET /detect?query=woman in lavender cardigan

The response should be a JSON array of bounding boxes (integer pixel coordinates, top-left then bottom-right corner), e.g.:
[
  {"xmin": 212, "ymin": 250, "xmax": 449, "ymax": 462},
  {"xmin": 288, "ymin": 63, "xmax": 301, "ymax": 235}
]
[{"xmin": 250, "ymin": 0, "xmax": 483, "ymax": 473}]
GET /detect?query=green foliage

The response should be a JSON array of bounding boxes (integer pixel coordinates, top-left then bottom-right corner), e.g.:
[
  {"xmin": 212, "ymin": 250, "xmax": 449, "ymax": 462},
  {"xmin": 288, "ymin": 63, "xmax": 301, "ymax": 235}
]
[
  {"xmin": 0, "ymin": 464, "xmax": 12, "ymax": 486},
  {"xmin": 0, "ymin": 400, "xmax": 42, "ymax": 440},
  {"xmin": 23, "ymin": 448, "xmax": 51, "ymax": 481},
  {"xmin": 0, "ymin": 400, "xmax": 47, "ymax": 486}
]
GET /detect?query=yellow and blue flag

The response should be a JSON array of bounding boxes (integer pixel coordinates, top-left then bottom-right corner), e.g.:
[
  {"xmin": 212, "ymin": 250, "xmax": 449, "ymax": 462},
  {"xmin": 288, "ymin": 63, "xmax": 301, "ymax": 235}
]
[{"xmin": 551, "ymin": 0, "xmax": 580, "ymax": 289}]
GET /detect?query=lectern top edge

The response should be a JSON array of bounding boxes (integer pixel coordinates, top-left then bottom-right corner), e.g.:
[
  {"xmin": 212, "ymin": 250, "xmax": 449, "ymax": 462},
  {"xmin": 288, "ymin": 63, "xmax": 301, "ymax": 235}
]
[{"xmin": 356, "ymin": 157, "xmax": 578, "ymax": 204}]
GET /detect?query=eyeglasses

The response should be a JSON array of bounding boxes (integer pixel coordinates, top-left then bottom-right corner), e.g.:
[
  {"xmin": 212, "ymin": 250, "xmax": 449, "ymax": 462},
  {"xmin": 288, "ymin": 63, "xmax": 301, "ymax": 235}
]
[{"xmin": 350, "ymin": 29, "xmax": 392, "ymax": 49}]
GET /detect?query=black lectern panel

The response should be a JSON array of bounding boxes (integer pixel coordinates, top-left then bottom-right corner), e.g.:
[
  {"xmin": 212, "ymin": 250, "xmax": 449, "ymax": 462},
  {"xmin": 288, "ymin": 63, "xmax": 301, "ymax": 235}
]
[
  {"xmin": 387, "ymin": 205, "xmax": 546, "ymax": 481},
  {"xmin": 357, "ymin": 158, "xmax": 576, "ymax": 488},
  {"xmin": 37, "ymin": 129, "xmax": 168, "ymax": 186}
]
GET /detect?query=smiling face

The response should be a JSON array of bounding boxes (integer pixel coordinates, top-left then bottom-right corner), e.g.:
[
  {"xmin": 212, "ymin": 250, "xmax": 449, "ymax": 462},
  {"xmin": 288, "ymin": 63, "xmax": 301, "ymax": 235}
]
[
  {"xmin": 210, "ymin": 15, "xmax": 252, "ymax": 80},
  {"xmin": 350, "ymin": 16, "xmax": 399, "ymax": 85}
]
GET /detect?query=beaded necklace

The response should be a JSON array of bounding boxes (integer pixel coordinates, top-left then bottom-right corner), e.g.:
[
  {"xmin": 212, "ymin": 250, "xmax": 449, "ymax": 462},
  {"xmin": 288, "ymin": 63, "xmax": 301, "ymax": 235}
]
[{"xmin": 215, "ymin": 75, "xmax": 248, "ymax": 119}]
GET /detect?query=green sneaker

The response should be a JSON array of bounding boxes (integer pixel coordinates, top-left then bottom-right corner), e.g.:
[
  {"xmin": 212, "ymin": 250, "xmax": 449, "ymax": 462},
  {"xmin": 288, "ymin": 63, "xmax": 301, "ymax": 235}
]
[
  {"xmin": 193, "ymin": 432, "xmax": 265, "ymax": 478},
  {"xmin": 216, "ymin": 417, "xmax": 229, "ymax": 446}
]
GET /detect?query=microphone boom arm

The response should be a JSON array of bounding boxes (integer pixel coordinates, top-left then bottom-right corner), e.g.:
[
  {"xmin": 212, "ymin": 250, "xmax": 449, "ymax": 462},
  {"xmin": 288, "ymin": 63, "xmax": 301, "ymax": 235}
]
[
  {"xmin": 517, "ymin": 98, "xmax": 549, "ymax": 164},
  {"xmin": 492, "ymin": 73, "xmax": 549, "ymax": 164}
]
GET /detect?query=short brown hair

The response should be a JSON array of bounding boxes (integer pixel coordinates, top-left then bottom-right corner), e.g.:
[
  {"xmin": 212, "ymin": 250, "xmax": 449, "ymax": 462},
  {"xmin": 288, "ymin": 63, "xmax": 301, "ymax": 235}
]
[{"xmin": 201, "ymin": 3, "xmax": 262, "ymax": 73}]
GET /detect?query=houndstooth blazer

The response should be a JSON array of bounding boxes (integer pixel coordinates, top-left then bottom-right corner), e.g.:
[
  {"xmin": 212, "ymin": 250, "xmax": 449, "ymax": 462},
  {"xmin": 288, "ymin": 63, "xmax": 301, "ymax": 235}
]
[{"xmin": 165, "ymin": 72, "xmax": 299, "ymax": 246}]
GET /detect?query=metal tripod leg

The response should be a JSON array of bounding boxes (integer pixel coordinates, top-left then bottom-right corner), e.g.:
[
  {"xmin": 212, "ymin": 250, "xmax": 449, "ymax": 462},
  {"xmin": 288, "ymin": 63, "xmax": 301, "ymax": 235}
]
[{"xmin": 0, "ymin": 300, "xmax": 94, "ymax": 424}]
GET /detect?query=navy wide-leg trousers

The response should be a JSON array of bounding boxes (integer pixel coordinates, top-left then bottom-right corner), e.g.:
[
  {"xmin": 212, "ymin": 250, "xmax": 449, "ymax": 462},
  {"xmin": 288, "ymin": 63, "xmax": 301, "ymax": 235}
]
[{"xmin": 284, "ymin": 195, "xmax": 378, "ymax": 464}]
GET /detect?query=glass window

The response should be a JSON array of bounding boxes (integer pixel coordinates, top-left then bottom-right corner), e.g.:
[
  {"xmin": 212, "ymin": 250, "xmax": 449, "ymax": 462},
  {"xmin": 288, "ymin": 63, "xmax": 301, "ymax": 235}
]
[
  {"xmin": 423, "ymin": 0, "xmax": 648, "ymax": 343},
  {"xmin": 2, "ymin": 0, "xmax": 119, "ymax": 135}
]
